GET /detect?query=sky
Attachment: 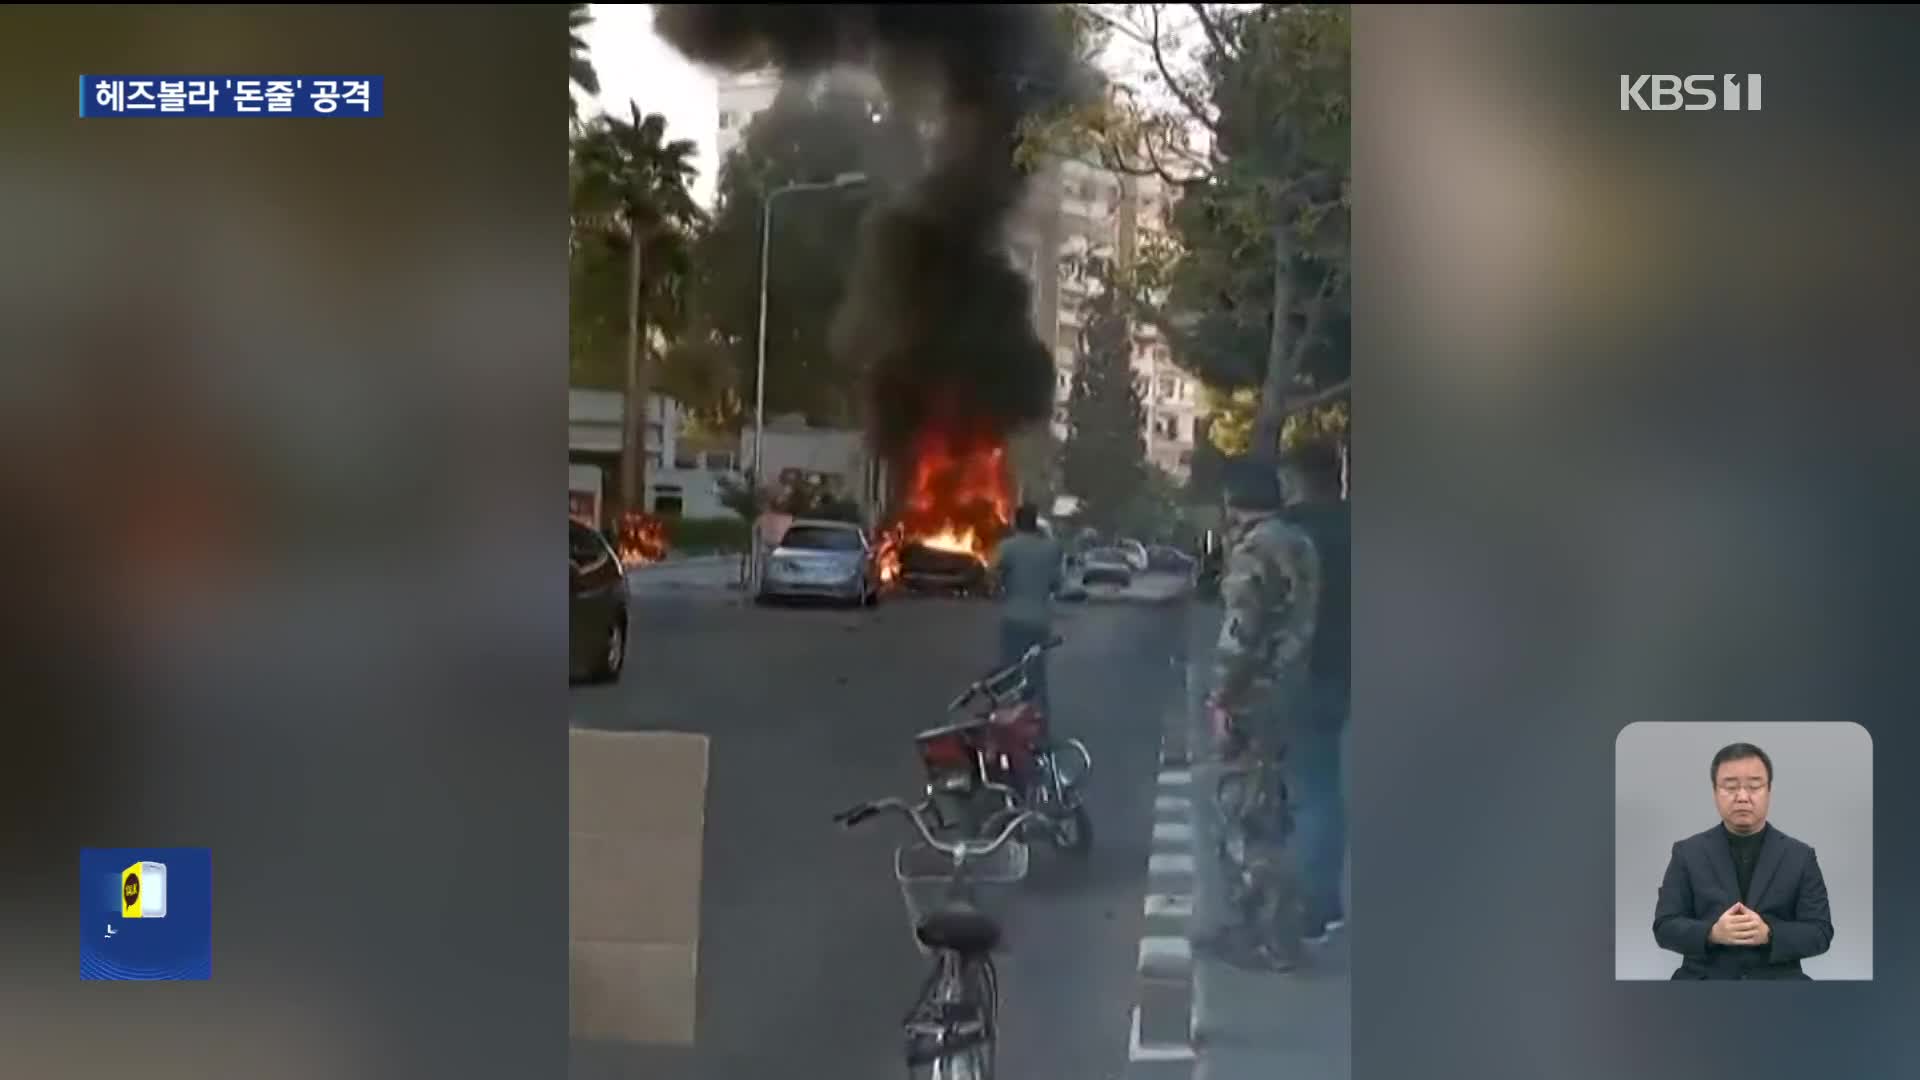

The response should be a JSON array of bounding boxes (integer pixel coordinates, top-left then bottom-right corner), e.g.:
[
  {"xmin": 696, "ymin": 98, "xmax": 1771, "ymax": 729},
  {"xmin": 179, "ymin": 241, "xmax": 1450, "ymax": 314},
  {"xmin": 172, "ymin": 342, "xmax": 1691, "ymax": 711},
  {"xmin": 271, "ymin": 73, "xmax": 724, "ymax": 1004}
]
[
  {"xmin": 572, "ymin": 4, "xmax": 722, "ymax": 208},
  {"xmin": 570, "ymin": 3, "xmax": 1216, "ymax": 210}
]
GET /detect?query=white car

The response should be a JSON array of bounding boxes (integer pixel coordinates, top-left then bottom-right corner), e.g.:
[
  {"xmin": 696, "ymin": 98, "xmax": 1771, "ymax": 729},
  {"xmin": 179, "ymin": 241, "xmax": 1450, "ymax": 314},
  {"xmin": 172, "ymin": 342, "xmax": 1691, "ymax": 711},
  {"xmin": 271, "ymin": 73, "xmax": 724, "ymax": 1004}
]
[
  {"xmin": 1114, "ymin": 539, "xmax": 1151, "ymax": 572},
  {"xmin": 757, "ymin": 519, "xmax": 882, "ymax": 607},
  {"xmin": 1080, "ymin": 547, "xmax": 1136, "ymax": 588}
]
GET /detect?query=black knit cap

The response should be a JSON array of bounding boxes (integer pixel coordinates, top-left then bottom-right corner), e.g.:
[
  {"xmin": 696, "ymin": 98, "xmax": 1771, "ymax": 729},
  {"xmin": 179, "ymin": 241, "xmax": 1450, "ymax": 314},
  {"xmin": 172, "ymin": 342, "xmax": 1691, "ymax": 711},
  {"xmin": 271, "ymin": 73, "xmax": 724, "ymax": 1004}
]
[{"xmin": 1221, "ymin": 458, "xmax": 1284, "ymax": 510}]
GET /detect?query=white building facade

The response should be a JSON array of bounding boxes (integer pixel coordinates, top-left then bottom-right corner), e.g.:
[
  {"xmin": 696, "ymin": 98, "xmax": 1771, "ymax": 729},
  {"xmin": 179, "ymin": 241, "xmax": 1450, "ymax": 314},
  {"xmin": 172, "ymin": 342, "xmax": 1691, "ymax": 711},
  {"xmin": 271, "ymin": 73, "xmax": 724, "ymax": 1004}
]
[{"xmin": 568, "ymin": 388, "xmax": 741, "ymax": 526}]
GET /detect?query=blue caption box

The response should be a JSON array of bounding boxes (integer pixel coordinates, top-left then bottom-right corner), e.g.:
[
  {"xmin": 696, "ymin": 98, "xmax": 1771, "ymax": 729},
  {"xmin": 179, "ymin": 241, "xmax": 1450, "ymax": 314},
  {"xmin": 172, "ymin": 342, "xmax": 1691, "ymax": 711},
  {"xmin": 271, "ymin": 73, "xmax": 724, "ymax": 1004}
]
[
  {"xmin": 79, "ymin": 76, "xmax": 383, "ymax": 118},
  {"xmin": 80, "ymin": 847, "xmax": 213, "ymax": 980}
]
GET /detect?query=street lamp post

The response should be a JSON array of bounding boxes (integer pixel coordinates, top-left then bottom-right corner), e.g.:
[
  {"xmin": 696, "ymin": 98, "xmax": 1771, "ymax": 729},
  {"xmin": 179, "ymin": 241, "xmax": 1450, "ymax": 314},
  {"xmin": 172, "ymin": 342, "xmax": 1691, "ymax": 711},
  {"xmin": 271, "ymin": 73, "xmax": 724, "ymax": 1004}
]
[{"xmin": 747, "ymin": 171, "xmax": 868, "ymax": 586}]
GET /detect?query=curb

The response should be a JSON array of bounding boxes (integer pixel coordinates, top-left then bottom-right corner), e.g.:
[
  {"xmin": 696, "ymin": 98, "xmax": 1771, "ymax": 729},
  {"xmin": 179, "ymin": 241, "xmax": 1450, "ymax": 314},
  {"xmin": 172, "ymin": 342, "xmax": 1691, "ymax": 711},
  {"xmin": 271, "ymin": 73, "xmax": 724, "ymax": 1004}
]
[
  {"xmin": 1125, "ymin": 653, "xmax": 1199, "ymax": 1080},
  {"xmin": 1182, "ymin": 630, "xmax": 1228, "ymax": 1052},
  {"xmin": 626, "ymin": 554, "xmax": 739, "ymax": 574}
]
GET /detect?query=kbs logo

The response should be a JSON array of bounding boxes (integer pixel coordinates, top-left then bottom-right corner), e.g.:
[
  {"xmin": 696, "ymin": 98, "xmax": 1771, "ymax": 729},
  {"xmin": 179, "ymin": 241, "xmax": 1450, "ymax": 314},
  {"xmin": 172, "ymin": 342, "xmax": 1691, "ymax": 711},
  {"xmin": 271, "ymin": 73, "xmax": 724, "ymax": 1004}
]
[{"xmin": 1620, "ymin": 74, "xmax": 1763, "ymax": 112}]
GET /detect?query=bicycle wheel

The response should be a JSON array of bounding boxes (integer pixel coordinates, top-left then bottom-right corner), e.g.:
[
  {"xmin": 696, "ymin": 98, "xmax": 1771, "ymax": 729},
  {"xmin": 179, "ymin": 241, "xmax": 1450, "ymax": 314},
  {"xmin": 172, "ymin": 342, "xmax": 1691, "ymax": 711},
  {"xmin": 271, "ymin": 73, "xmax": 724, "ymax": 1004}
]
[
  {"xmin": 973, "ymin": 955, "xmax": 999, "ymax": 1078},
  {"xmin": 1215, "ymin": 768, "xmax": 1257, "ymax": 825},
  {"xmin": 922, "ymin": 957, "xmax": 996, "ymax": 1080},
  {"xmin": 1244, "ymin": 850, "xmax": 1307, "ymax": 969}
]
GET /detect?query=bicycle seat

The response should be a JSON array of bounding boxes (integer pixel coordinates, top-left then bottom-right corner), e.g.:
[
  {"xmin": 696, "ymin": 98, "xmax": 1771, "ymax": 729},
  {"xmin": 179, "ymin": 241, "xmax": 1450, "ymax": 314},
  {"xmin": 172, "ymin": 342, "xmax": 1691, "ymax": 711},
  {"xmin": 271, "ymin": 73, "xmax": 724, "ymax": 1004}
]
[{"xmin": 915, "ymin": 906, "xmax": 1002, "ymax": 955}]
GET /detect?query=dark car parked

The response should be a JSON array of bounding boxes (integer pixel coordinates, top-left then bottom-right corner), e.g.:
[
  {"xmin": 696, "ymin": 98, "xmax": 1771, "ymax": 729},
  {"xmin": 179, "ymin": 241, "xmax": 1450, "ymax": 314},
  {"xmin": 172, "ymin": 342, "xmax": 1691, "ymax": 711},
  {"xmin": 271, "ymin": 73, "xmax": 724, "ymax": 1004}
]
[{"xmin": 570, "ymin": 518, "xmax": 630, "ymax": 683}]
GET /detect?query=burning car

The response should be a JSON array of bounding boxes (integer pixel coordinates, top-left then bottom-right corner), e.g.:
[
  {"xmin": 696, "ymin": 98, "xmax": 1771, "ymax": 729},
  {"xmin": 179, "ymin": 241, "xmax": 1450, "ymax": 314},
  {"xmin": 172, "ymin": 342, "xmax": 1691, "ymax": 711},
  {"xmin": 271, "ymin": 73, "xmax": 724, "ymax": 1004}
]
[
  {"xmin": 896, "ymin": 536, "xmax": 995, "ymax": 597},
  {"xmin": 872, "ymin": 423, "xmax": 1013, "ymax": 599}
]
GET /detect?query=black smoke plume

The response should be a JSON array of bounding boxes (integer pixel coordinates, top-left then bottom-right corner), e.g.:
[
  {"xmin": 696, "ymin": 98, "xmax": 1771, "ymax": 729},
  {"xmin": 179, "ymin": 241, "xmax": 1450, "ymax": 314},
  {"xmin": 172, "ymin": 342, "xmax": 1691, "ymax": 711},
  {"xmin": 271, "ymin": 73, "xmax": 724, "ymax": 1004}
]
[{"xmin": 653, "ymin": 4, "xmax": 1091, "ymax": 459}]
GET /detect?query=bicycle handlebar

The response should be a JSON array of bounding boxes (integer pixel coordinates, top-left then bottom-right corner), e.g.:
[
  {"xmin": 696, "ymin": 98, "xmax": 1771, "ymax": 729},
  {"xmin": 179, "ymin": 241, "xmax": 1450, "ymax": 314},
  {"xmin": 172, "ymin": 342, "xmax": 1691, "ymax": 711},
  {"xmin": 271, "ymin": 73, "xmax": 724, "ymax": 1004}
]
[
  {"xmin": 833, "ymin": 797, "xmax": 1038, "ymax": 861},
  {"xmin": 945, "ymin": 635, "xmax": 1065, "ymax": 712}
]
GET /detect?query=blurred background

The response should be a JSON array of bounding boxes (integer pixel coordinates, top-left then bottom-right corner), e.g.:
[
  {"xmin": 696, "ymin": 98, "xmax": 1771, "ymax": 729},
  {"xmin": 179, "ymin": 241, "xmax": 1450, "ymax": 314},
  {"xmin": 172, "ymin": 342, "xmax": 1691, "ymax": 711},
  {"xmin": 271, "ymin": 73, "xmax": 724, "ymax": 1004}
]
[
  {"xmin": 0, "ymin": 8, "xmax": 564, "ymax": 1078},
  {"xmin": 1358, "ymin": 5, "xmax": 1918, "ymax": 1078}
]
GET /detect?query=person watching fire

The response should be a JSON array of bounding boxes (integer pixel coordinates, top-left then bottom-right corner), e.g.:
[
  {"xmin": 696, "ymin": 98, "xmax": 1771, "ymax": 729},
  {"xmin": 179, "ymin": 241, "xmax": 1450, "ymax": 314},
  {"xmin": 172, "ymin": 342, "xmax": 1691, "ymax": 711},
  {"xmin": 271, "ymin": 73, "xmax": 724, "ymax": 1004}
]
[
  {"xmin": 1197, "ymin": 455, "xmax": 1326, "ymax": 971},
  {"xmin": 989, "ymin": 503, "xmax": 1064, "ymax": 718}
]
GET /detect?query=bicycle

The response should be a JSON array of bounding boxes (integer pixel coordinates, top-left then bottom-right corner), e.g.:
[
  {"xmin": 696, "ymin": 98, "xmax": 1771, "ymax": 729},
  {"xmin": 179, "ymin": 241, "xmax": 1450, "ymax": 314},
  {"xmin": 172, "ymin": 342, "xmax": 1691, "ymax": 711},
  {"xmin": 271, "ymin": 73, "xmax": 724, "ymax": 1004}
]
[
  {"xmin": 833, "ymin": 795, "xmax": 1039, "ymax": 1080},
  {"xmin": 1207, "ymin": 728, "xmax": 1306, "ymax": 970}
]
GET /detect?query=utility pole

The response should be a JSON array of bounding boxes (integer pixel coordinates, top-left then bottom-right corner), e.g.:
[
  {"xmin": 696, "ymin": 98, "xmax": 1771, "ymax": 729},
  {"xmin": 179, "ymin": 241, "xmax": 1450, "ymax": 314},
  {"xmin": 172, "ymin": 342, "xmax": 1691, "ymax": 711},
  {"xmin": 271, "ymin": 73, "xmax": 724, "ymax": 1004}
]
[{"xmin": 747, "ymin": 171, "xmax": 869, "ymax": 586}]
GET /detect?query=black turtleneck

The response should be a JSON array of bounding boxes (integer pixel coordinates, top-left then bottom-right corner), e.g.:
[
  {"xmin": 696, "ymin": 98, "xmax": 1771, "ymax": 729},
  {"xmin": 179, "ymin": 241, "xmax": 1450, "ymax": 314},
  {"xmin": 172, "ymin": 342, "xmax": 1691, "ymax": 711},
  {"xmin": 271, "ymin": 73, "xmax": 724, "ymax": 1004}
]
[{"xmin": 1725, "ymin": 823, "xmax": 1768, "ymax": 902}]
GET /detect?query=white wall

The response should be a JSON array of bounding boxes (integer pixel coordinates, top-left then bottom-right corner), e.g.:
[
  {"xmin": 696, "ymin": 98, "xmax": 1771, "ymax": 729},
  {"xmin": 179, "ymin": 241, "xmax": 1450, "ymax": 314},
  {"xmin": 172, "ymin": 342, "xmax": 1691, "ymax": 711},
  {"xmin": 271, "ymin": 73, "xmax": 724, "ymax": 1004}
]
[{"xmin": 569, "ymin": 388, "xmax": 744, "ymax": 519}]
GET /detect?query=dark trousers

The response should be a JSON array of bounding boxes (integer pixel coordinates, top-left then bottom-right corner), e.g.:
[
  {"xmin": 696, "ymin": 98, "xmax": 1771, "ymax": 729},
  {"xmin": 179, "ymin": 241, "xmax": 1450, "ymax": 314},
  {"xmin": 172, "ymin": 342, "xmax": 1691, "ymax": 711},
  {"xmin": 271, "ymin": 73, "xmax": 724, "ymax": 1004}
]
[
  {"xmin": 1289, "ymin": 682, "xmax": 1349, "ymax": 926},
  {"xmin": 997, "ymin": 618, "xmax": 1052, "ymax": 718}
]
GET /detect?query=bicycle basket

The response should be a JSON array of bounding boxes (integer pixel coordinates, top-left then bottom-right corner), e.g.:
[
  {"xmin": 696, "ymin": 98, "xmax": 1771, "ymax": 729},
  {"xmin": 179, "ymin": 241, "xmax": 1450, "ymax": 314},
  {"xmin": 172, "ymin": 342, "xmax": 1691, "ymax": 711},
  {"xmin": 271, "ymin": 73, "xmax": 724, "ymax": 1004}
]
[{"xmin": 893, "ymin": 839, "xmax": 1029, "ymax": 955}]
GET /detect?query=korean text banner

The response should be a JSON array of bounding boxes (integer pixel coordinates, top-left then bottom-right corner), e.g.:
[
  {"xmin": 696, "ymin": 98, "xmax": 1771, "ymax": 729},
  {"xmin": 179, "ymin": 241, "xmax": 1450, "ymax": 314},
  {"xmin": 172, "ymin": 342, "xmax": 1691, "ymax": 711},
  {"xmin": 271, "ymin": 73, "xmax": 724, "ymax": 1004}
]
[{"xmin": 80, "ymin": 76, "xmax": 382, "ymax": 117}]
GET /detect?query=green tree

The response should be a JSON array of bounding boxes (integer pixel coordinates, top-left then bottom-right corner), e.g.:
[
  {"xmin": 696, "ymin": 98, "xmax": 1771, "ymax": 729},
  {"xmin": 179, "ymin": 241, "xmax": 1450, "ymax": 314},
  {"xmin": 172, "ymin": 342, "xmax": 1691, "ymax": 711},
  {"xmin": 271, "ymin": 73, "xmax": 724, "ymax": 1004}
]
[
  {"xmin": 1059, "ymin": 255, "xmax": 1148, "ymax": 530},
  {"xmin": 569, "ymin": 105, "xmax": 707, "ymax": 514},
  {"xmin": 1029, "ymin": 4, "xmax": 1351, "ymax": 463},
  {"xmin": 568, "ymin": 3, "xmax": 598, "ymax": 126},
  {"xmin": 1186, "ymin": 380, "xmax": 1348, "ymax": 501},
  {"xmin": 666, "ymin": 81, "xmax": 903, "ymax": 433}
]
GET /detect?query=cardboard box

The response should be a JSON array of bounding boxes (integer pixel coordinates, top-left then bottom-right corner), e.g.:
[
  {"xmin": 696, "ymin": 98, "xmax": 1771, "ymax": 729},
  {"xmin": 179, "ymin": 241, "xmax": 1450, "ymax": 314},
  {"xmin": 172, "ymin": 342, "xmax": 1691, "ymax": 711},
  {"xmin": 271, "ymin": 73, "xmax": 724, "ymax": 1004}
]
[{"xmin": 569, "ymin": 730, "xmax": 708, "ymax": 1045}]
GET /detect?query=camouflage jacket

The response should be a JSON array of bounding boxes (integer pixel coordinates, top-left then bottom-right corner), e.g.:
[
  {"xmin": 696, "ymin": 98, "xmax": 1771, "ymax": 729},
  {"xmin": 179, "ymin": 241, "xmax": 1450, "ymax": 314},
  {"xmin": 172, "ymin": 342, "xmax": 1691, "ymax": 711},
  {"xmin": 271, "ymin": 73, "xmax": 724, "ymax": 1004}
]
[{"xmin": 1210, "ymin": 511, "xmax": 1322, "ymax": 721}]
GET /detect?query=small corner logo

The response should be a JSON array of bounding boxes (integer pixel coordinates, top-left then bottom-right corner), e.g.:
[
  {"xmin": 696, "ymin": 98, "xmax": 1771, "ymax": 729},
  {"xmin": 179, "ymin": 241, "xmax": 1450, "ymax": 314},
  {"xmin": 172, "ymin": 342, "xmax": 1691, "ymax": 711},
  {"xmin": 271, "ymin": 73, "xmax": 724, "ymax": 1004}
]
[
  {"xmin": 1620, "ymin": 74, "xmax": 1763, "ymax": 112},
  {"xmin": 82, "ymin": 848, "xmax": 210, "ymax": 980},
  {"xmin": 122, "ymin": 861, "xmax": 167, "ymax": 918}
]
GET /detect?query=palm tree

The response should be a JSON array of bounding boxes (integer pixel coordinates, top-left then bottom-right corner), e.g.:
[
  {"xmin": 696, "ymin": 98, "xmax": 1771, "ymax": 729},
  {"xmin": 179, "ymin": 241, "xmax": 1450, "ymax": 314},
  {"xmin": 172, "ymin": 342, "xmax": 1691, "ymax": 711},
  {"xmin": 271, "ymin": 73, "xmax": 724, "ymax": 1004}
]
[
  {"xmin": 570, "ymin": 105, "xmax": 706, "ymax": 517},
  {"xmin": 568, "ymin": 3, "xmax": 599, "ymax": 125}
]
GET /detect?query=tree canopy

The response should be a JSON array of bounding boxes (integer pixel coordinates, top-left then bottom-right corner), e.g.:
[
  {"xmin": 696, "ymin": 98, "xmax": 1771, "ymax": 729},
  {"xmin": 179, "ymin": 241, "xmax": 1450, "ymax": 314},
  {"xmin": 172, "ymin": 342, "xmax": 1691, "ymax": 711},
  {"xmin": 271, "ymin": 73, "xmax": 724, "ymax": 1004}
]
[
  {"xmin": 568, "ymin": 3, "xmax": 598, "ymax": 125},
  {"xmin": 1059, "ymin": 255, "xmax": 1149, "ymax": 531},
  {"xmin": 1026, "ymin": 4, "xmax": 1351, "ymax": 462},
  {"xmin": 663, "ymin": 81, "xmax": 910, "ymax": 433},
  {"xmin": 568, "ymin": 105, "xmax": 707, "ymax": 392}
]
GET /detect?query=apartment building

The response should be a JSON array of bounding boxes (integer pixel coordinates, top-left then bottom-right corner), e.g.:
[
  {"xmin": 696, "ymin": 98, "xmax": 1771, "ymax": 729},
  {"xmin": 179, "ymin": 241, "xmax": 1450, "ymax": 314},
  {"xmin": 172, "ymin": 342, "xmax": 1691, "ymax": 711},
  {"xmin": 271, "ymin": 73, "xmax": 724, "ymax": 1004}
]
[
  {"xmin": 1038, "ymin": 156, "xmax": 1201, "ymax": 482},
  {"xmin": 715, "ymin": 70, "xmax": 783, "ymax": 166}
]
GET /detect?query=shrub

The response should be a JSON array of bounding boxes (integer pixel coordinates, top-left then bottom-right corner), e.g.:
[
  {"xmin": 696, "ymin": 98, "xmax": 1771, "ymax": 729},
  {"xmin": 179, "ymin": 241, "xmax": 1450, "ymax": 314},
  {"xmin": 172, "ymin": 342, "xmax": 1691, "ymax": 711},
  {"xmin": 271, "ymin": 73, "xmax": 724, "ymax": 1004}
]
[{"xmin": 664, "ymin": 515, "xmax": 751, "ymax": 554}]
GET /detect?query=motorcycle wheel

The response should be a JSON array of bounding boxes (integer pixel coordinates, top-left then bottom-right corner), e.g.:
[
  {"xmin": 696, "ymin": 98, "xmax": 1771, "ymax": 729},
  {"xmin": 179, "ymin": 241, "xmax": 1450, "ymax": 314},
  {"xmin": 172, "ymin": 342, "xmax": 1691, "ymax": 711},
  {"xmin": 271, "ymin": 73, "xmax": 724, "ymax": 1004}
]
[{"xmin": 1052, "ymin": 802, "xmax": 1094, "ymax": 856}]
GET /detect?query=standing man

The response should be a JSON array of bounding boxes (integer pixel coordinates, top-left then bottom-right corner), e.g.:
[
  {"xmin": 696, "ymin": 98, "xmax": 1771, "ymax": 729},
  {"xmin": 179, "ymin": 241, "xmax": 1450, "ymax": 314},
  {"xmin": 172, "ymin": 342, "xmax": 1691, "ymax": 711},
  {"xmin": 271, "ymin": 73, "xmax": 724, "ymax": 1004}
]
[
  {"xmin": 990, "ymin": 503, "xmax": 1064, "ymax": 717},
  {"xmin": 1198, "ymin": 456, "xmax": 1322, "ymax": 970},
  {"xmin": 1652, "ymin": 742, "xmax": 1835, "ymax": 979},
  {"xmin": 1279, "ymin": 439, "xmax": 1350, "ymax": 945}
]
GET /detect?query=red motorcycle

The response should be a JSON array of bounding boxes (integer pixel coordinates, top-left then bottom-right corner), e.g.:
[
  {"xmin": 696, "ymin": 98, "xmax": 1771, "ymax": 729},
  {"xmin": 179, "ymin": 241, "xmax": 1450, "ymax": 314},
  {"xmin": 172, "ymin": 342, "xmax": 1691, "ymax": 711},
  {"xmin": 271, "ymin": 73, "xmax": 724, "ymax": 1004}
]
[{"xmin": 913, "ymin": 635, "xmax": 1094, "ymax": 856}]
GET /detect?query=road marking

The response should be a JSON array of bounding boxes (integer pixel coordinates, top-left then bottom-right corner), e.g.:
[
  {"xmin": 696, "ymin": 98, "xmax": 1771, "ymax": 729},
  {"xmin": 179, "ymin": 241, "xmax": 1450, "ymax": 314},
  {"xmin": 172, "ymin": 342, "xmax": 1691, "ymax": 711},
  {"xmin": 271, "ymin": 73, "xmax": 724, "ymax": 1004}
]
[
  {"xmin": 1128, "ymin": 1005, "xmax": 1197, "ymax": 1063},
  {"xmin": 1138, "ymin": 935, "xmax": 1193, "ymax": 976},
  {"xmin": 1149, "ymin": 852, "xmax": 1195, "ymax": 877},
  {"xmin": 1129, "ymin": 660, "xmax": 1202, "ymax": 1079},
  {"xmin": 1144, "ymin": 893, "xmax": 1194, "ymax": 920}
]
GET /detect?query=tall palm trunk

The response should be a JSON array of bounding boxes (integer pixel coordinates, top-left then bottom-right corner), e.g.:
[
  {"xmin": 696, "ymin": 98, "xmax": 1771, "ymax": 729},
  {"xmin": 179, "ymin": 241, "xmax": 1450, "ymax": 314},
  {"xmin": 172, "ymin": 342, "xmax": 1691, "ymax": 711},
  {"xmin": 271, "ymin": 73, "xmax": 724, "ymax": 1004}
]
[{"xmin": 620, "ymin": 229, "xmax": 648, "ymax": 516}]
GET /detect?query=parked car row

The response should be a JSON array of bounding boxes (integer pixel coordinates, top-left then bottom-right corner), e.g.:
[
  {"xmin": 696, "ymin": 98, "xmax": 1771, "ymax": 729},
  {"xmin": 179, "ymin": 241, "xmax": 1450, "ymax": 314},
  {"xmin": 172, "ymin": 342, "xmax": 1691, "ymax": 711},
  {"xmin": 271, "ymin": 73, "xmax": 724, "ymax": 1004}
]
[{"xmin": 574, "ymin": 510, "xmax": 1208, "ymax": 688}]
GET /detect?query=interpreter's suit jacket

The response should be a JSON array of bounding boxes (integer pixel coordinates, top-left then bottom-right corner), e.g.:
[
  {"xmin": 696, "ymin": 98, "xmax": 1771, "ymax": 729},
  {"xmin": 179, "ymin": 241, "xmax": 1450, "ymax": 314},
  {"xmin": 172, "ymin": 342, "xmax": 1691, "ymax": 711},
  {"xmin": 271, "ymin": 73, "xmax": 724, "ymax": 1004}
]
[{"xmin": 1652, "ymin": 824, "xmax": 1834, "ymax": 980}]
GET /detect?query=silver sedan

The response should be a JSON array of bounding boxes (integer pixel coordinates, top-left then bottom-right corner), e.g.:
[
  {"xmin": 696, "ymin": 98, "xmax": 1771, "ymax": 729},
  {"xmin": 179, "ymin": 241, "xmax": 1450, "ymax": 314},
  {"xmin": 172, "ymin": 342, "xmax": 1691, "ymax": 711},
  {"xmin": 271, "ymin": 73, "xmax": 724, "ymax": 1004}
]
[{"xmin": 756, "ymin": 518, "xmax": 882, "ymax": 607}]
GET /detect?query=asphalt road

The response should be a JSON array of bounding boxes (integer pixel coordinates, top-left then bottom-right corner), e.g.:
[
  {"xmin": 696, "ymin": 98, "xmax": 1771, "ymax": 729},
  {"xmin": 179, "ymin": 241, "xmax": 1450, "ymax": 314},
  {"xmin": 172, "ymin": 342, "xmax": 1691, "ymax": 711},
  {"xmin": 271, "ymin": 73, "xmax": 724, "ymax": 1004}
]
[{"xmin": 570, "ymin": 586, "xmax": 1190, "ymax": 1080}]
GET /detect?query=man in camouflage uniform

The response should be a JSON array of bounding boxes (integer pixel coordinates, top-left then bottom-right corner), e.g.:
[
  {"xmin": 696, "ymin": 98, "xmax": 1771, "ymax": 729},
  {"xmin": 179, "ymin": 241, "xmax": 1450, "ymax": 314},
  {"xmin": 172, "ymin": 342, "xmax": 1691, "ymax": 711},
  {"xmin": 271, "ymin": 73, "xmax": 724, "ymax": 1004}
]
[{"xmin": 1195, "ymin": 456, "xmax": 1322, "ymax": 971}]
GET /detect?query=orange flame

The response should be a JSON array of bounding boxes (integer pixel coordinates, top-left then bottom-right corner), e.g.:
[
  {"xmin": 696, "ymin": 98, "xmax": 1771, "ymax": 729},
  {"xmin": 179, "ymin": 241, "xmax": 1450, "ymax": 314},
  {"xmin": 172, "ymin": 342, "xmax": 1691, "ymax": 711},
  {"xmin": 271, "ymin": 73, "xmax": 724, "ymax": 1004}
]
[
  {"xmin": 876, "ymin": 422, "xmax": 1014, "ymax": 581},
  {"xmin": 615, "ymin": 510, "xmax": 669, "ymax": 568}
]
